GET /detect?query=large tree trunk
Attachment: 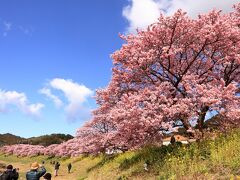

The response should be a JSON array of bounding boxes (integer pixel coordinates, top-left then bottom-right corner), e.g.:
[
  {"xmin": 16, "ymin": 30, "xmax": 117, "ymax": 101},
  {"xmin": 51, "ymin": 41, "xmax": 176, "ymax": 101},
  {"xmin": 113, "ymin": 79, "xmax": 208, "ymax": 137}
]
[{"xmin": 197, "ymin": 106, "xmax": 209, "ymax": 138}]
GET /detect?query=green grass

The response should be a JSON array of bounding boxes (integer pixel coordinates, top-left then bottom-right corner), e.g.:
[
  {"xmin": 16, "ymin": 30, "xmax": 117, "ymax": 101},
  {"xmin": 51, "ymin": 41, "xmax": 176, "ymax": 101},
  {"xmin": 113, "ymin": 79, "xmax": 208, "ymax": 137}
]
[
  {"xmin": 1, "ymin": 129, "xmax": 240, "ymax": 179},
  {"xmin": 87, "ymin": 129, "xmax": 240, "ymax": 179}
]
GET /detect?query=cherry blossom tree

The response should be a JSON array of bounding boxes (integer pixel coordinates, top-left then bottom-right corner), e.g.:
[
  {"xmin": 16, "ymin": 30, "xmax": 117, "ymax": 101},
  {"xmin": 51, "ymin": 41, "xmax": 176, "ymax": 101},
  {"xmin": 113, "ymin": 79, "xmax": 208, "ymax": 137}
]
[
  {"xmin": 0, "ymin": 144, "xmax": 45, "ymax": 157},
  {"xmin": 1, "ymin": 3, "xmax": 239, "ymax": 156},
  {"xmin": 77, "ymin": 3, "xmax": 240, "ymax": 151}
]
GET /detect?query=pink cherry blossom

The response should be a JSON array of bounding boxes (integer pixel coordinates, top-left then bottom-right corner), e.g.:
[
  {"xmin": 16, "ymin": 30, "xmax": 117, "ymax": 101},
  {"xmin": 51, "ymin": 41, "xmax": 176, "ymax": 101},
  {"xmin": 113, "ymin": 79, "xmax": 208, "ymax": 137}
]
[{"xmin": 1, "ymin": 3, "xmax": 239, "ymax": 156}]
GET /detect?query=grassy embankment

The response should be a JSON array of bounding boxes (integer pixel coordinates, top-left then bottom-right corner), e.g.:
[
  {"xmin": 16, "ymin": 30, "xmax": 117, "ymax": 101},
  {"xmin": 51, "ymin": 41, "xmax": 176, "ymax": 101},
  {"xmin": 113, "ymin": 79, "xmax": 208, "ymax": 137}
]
[{"xmin": 1, "ymin": 129, "xmax": 240, "ymax": 180}]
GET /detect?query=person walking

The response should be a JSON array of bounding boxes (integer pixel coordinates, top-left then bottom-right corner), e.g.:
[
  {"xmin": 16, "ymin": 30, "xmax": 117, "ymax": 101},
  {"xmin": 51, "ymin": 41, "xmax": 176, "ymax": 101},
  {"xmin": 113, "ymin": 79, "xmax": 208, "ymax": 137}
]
[
  {"xmin": 26, "ymin": 162, "xmax": 46, "ymax": 180},
  {"xmin": 67, "ymin": 163, "xmax": 72, "ymax": 173},
  {"xmin": 0, "ymin": 164, "xmax": 19, "ymax": 180},
  {"xmin": 54, "ymin": 162, "xmax": 60, "ymax": 177}
]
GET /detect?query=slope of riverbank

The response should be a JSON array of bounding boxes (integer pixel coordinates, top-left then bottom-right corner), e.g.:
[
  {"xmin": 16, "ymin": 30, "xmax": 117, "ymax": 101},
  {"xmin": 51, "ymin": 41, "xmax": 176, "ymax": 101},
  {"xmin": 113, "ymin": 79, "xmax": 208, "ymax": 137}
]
[{"xmin": 1, "ymin": 129, "xmax": 240, "ymax": 179}]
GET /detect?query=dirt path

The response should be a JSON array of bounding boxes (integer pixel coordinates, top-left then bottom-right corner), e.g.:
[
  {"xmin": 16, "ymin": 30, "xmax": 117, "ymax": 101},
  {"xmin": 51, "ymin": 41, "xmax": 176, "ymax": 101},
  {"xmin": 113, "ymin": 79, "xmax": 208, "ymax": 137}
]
[{"xmin": 0, "ymin": 160, "xmax": 80, "ymax": 180}]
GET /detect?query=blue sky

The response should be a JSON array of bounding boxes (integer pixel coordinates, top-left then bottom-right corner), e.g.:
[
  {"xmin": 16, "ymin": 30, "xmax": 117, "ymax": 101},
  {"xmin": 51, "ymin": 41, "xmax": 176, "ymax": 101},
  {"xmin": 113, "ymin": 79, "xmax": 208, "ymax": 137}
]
[
  {"xmin": 0, "ymin": 0, "xmax": 128, "ymax": 137},
  {"xmin": 0, "ymin": 0, "xmax": 237, "ymax": 137}
]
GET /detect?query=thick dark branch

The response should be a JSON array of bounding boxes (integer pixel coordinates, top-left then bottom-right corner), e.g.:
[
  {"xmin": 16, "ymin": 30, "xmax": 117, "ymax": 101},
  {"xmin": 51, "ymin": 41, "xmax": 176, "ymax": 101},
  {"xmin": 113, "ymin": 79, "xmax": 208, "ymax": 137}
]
[
  {"xmin": 166, "ymin": 16, "xmax": 179, "ymax": 71},
  {"xmin": 197, "ymin": 106, "xmax": 209, "ymax": 133},
  {"xmin": 224, "ymin": 62, "xmax": 240, "ymax": 86},
  {"xmin": 181, "ymin": 40, "xmax": 208, "ymax": 77}
]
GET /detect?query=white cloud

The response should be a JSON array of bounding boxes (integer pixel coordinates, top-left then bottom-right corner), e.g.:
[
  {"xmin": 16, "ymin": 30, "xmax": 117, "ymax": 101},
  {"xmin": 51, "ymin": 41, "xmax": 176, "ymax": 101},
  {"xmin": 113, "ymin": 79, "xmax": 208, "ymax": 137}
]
[
  {"xmin": 164, "ymin": 0, "xmax": 239, "ymax": 17},
  {"xmin": 2, "ymin": 21, "xmax": 12, "ymax": 37},
  {"xmin": 0, "ymin": 20, "xmax": 33, "ymax": 37},
  {"xmin": 123, "ymin": 0, "xmax": 163, "ymax": 33},
  {"xmin": 41, "ymin": 78, "xmax": 94, "ymax": 122},
  {"xmin": 39, "ymin": 88, "xmax": 63, "ymax": 108},
  {"xmin": 3, "ymin": 21, "xmax": 12, "ymax": 31},
  {"xmin": 18, "ymin": 26, "xmax": 34, "ymax": 36},
  {"xmin": 0, "ymin": 89, "xmax": 44, "ymax": 118},
  {"xmin": 123, "ymin": 0, "xmax": 239, "ymax": 33}
]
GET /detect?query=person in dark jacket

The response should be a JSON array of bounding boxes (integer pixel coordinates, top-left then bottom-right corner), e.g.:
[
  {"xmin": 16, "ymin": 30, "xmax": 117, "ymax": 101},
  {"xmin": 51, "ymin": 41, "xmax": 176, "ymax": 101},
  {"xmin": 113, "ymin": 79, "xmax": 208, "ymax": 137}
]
[
  {"xmin": 54, "ymin": 162, "xmax": 60, "ymax": 176},
  {"xmin": 0, "ymin": 164, "xmax": 19, "ymax": 180},
  {"xmin": 67, "ymin": 163, "xmax": 72, "ymax": 173},
  {"xmin": 43, "ymin": 173, "xmax": 51, "ymax": 180},
  {"xmin": 26, "ymin": 162, "xmax": 46, "ymax": 180},
  {"xmin": 170, "ymin": 135, "xmax": 176, "ymax": 145}
]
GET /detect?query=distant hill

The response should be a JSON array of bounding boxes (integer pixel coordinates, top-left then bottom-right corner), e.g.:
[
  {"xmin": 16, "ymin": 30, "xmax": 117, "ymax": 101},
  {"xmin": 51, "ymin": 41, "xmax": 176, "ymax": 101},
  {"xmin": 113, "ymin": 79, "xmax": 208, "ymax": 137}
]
[
  {"xmin": 0, "ymin": 133, "xmax": 74, "ymax": 147},
  {"xmin": 26, "ymin": 134, "xmax": 74, "ymax": 146},
  {"xmin": 0, "ymin": 133, "xmax": 24, "ymax": 146}
]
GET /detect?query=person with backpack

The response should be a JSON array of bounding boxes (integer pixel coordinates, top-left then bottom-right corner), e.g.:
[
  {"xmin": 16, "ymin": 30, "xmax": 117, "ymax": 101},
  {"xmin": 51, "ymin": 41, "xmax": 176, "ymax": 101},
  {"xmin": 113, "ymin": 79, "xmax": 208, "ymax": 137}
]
[
  {"xmin": 0, "ymin": 164, "xmax": 19, "ymax": 180},
  {"xmin": 26, "ymin": 162, "xmax": 46, "ymax": 180},
  {"xmin": 54, "ymin": 162, "xmax": 60, "ymax": 176}
]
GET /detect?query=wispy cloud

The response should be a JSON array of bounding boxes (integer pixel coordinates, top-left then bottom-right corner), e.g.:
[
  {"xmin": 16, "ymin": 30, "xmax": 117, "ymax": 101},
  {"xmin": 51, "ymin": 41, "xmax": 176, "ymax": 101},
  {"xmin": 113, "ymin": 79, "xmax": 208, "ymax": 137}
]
[
  {"xmin": 0, "ymin": 89, "xmax": 44, "ymax": 118},
  {"xmin": 123, "ymin": 0, "xmax": 239, "ymax": 33},
  {"xmin": 3, "ymin": 21, "xmax": 12, "ymax": 31},
  {"xmin": 19, "ymin": 25, "xmax": 34, "ymax": 35},
  {"xmin": 0, "ymin": 19, "xmax": 34, "ymax": 37},
  {"xmin": 41, "ymin": 78, "xmax": 94, "ymax": 122},
  {"xmin": 2, "ymin": 21, "xmax": 12, "ymax": 36},
  {"xmin": 39, "ymin": 88, "xmax": 63, "ymax": 108}
]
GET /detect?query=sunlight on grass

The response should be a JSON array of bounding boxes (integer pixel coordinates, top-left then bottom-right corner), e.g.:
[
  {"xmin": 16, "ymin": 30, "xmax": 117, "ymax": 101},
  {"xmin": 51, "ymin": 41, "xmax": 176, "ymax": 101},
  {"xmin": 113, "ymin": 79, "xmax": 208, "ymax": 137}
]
[{"xmin": 1, "ymin": 129, "xmax": 240, "ymax": 179}]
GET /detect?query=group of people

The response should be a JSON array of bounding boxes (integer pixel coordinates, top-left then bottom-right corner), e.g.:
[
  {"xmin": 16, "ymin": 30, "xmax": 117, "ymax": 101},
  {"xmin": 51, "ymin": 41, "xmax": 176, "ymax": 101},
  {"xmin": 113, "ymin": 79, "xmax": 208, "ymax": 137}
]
[
  {"xmin": 0, "ymin": 161, "xmax": 72, "ymax": 180},
  {"xmin": 0, "ymin": 165, "xmax": 19, "ymax": 180}
]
